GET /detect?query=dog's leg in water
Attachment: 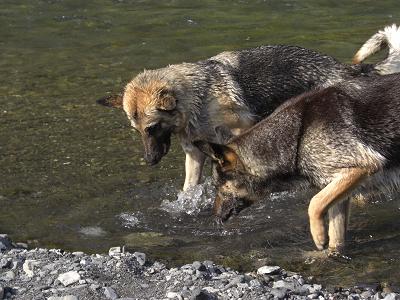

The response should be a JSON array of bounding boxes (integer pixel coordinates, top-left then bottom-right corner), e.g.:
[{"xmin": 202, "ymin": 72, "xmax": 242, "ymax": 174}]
[
  {"xmin": 182, "ymin": 144, "xmax": 206, "ymax": 191},
  {"xmin": 308, "ymin": 168, "xmax": 367, "ymax": 250},
  {"xmin": 327, "ymin": 199, "xmax": 351, "ymax": 253}
]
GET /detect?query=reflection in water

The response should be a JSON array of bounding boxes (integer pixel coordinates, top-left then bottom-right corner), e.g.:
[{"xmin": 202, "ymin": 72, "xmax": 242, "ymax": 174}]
[{"xmin": 0, "ymin": 0, "xmax": 399, "ymax": 288}]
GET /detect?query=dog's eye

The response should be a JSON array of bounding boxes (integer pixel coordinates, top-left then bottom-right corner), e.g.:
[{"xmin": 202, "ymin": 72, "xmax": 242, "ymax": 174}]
[{"xmin": 145, "ymin": 123, "xmax": 160, "ymax": 135}]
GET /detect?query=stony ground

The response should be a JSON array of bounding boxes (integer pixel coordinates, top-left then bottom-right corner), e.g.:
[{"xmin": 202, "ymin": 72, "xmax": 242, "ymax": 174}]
[{"xmin": 0, "ymin": 234, "xmax": 399, "ymax": 300}]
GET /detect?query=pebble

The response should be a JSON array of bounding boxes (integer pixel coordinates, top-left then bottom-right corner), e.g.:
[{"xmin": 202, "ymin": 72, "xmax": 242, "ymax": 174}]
[
  {"xmin": 23, "ymin": 259, "xmax": 39, "ymax": 277},
  {"xmin": 47, "ymin": 296, "xmax": 78, "ymax": 300},
  {"xmin": 104, "ymin": 286, "xmax": 118, "ymax": 299},
  {"xmin": 1, "ymin": 270, "xmax": 15, "ymax": 281},
  {"xmin": 0, "ymin": 258, "xmax": 11, "ymax": 269},
  {"xmin": 257, "ymin": 265, "xmax": 281, "ymax": 275},
  {"xmin": 270, "ymin": 287, "xmax": 288, "ymax": 299},
  {"xmin": 133, "ymin": 252, "xmax": 146, "ymax": 266},
  {"xmin": 57, "ymin": 271, "xmax": 81, "ymax": 286},
  {"xmin": 108, "ymin": 247, "xmax": 122, "ymax": 257}
]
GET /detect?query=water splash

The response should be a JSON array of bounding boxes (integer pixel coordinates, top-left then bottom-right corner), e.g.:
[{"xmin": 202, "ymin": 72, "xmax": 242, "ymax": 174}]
[
  {"xmin": 118, "ymin": 212, "xmax": 142, "ymax": 228},
  {"xmin": 160, "ymin": 177, "xmax": 216, "ymax": 216}
]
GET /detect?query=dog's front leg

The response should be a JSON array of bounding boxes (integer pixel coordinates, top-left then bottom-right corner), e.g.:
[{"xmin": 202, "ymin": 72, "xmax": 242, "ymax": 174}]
[
  {"xmin": 182, "ymin": 143, "xmax": 206, "ymax": 191},
  {"xmin": 308, "ymin": 168, "xmax": 367, "ymax": 250}
]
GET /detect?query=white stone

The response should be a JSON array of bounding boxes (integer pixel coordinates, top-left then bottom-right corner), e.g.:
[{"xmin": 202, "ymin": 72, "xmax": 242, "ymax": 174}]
[
  {"xmin": 57, "ymin": 271, "xmax": 81, "ymax": 287},
  {"xmin": 23, "ymin": 260, "xmax": 39, "ymax": 277},
  {"xmin": 257, "ymin": 265, "xmax": 281, "ymax": 275},
  {"xmin": 103, "ymin": 287, "xmax": 118, "ymax": 300},
  {"xmin": 166, "ymin": 292, "xmax": 182, "ymax": 299},
  {"xmin": 47, "ymin": 296, "xmax": 78, "ymax": 300},
  {"xmin": 108, "ymin": 247, "xmax": 121, "ymax": 257}
]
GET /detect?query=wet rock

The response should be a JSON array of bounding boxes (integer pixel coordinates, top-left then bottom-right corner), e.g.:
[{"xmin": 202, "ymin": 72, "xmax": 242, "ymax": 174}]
[
  {"xmin": 57, "ymin": 271, "xmax": 81, "ymax": 286},
  {"xmin": 0, "ymin": 234, "xmax": 13, "ymax": 251},
  {"xmin": 104, "ymin": 286, "xmax": 118, "ymax": 299},
  {"xmin": 257, "ymin": 265, "xmax": 281, "ymax": 275},
  {"xmin": 133, "ymin": 252, "xmax": 146, "ymax": 266}
]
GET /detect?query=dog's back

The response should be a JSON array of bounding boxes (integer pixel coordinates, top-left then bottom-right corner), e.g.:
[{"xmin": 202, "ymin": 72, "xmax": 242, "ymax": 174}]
[
  {"xmin": 297, "ymin": 74, "xmax": 400, "ymax": 186},
  {"xmin": 210, "ymin": 45, "xmax": 375, "ymax": 118}
]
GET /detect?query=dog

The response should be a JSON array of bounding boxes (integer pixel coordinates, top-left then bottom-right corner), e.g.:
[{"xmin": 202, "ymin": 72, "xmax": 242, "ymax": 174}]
[
  {"xmin": 194, "ymin": 73, "xmax": 400, "ymax": 253},
  {"xmin": 97, "ymin": 25, "xmax": 400, "ymax": 191}
]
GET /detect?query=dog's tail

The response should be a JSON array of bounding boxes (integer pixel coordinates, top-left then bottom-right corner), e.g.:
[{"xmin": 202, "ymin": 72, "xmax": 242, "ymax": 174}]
[{"xmin": 352, "ymin": 24, "xmax": 400, "ymax": 74}]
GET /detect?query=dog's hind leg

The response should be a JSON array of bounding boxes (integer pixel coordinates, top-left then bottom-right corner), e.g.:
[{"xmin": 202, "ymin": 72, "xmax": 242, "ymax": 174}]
[
  {"xmin": 182, "ymin": 144, "xmax": 206, "ymax": 191},
  {"xmin": 327, "ymin": 199, "xmax": 351, "ymax": 253},
  {"xmin": 308, "ymin": 168, "xmax": 368, "ymax": 250}
]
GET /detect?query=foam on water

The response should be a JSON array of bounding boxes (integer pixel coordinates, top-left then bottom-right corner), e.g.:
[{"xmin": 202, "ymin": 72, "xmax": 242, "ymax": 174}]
[
  {"xmin": 160, "ymin": 177, "xmax": 216, "ymax": 216},
  {"xmin": 118, "ymin": 212, "xmax": 142, "ymax": 228}
]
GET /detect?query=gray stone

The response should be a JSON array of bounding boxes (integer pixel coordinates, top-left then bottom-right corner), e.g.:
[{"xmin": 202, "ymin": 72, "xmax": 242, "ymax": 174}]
[
  {"xmin": 190, "ymin": 289, "xmax": 218, "ymax": 300},
  {"xmin": 57, "ymin": 271, "xmax": 81, "ymax": 286},
  {"xmin": 0, "ymin": 258, "xmax": 11, "ymax": 269},
  {"xmin": 270, "ymin": 288, "xmax": 287, "ymax": 299},
  {"xmin": 192, "ymin": 261, "xmax": 206, "ymax": 271},
  {"xmin": 104, "ymin": 287, "xmax": 118, "ymax": 300},
  {"xmin": 224, "ymin": 275, "xmax": 245, "ymax": 289},
  {"xmin": 1, "ymin": 270, "xmax": 15, "ymax": 282},
  {"xmin": 15, "ymin": 242, "xmax": 28, "ymax": 249},
  {"xmin": 361, "ymin": 290, "xmax": 373, "ymax": 299},
  {"xmin": 257, "ymin": 265, "xmax": 281, "ymax": 275},
  {"xmin": 48, "ymin": 296, "xmax": 78, "ymax": 300},
  {"xmin": 273, "ymin": 280, "xmax": 294, "ymax": 290},
  {"xmin": 133, "ymin": 252, "xmax": 146, "ymax": 266},
  {"xmin": 0, "ymin": 287, "xmax": 4, "ymax": 299}
]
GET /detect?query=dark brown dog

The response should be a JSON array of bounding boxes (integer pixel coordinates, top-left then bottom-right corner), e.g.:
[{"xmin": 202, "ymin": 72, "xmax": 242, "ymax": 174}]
[{"xmin": 195, "ymin": 73, "xmax": 400, "ymax": 252}]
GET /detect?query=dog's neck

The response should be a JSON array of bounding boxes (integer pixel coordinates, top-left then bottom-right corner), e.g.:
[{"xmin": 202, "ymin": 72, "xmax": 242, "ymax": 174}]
[{"xmin": 233, "ymin": 96, "xmax": 306, "ymax": 180}]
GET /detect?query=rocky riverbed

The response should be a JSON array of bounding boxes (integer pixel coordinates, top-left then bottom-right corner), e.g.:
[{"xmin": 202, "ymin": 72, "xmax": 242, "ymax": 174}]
[{"xmin": 0, "ymin": 234, "xmax": 399, "ymax": 300}]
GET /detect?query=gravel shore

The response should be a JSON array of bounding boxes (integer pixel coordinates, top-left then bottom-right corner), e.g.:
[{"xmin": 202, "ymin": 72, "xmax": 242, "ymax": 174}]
[{"xmin": 0, "ymin": 234, "xmax": 398, "ymax": 300}]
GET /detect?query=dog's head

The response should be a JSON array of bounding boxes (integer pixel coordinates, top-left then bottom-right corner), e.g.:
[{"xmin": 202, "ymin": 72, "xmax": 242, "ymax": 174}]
[
  {"xmin": 194, "ymin": 140, "xmax": 257, "ymax": 221},
  {"xmin": 97, "ymin": 79, "xmax": 182, "ymax": 165}
]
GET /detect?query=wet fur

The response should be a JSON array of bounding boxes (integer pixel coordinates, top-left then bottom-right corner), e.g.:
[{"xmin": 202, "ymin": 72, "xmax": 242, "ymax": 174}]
[
  {"xmin": 200, "ymin": 73, "xmax": 400, "ymax": 252},
  {"xmin": 97, "ymin": 25, "xmax": 400, "ymax": 191}
]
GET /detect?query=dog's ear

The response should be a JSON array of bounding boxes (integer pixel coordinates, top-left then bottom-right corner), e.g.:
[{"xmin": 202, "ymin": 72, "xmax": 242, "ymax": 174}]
[
  {"xmin": 215, "ymin": 125, "xmax": 234, "ymax": 144},
  {"xmin": 194, "ymin": 141, "xmax": 241, "ymax": 172},
  {"xmin": 96, "ymin": 94, "xmax": 123, "ymax": 108},
  {"xmin": 157, "ymin": 88, "xmax": 176, "ymax": 111}
]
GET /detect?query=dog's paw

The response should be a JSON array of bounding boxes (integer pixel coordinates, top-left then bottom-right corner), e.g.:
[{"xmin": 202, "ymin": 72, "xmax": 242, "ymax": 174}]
[{"xmin": 309, "ymin": 217, "xmax": 327, "ymax": 250}]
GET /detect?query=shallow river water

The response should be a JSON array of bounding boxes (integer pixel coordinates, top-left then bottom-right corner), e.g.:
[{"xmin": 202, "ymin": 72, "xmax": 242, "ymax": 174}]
[{"xmin": 1, "ymin": 0, "xmax": 399, "ymax": 288}]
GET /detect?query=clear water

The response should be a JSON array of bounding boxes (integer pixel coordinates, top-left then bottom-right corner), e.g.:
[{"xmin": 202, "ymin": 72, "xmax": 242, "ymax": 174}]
[{"xmin": 1, "ymin": 0, "xmax": 399, "ymax": 288}]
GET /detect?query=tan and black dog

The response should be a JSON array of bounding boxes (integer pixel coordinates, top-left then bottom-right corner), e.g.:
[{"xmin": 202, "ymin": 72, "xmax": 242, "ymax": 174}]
[
  {"xmin": 195, "ymin": 73, "xmax": 400, "ymax": 253},
  {"xmin": 97, "ymin": 25, "xmax": 400, "ymax": 191}
]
